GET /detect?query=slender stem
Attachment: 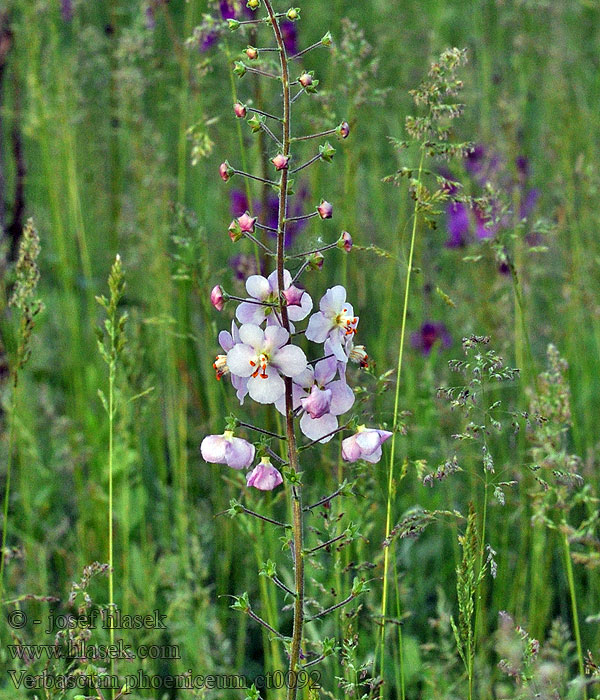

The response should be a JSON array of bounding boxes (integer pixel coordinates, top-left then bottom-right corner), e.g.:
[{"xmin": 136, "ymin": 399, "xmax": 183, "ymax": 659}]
[
  {"xmin": 286, "ymin": 211, "xmax": 318, "ymax": 223},
  {"xmin": 307, "ymin": 354, "xmax": 334, "ymax": 366},
  {"xmin": 260, "ymin": 123, "xmax": 283, "ymax": 148},
  {"xmin": 108, "ymin": 352, "xmax": 115, "ymax": 699},
  {"xmin": 239, "ymin": 506, "xmax": 289, "ymax": 528},
  {"xmin": 227, "ymin": 294, "xmax": 277, "ymax": 306},
  {"xmin": 0, "ymin": 380, "xmax": 18, "ymax": 603},
  {"xmin": 299, "ymin": 422, "xmax": 350, "ymax": 451},
  {"xmin": 256, "ymin": 221, "xmax": 279, "ymax": 233},
  {"xmin": 302, "ymin": 654, "xmax": 327, "ymax": 668},
  {"xmin": 291, "ymin": 89, "xmax": 303, "ymax": 104},
  {"xmin": 291, "ymin": 153, "xmax": 321, "ymax": 174},
  {"xmin": 307, "ymin": 593, "xmax": 355, "ymax": 621},
  {"xmin": 247, "ymin": 106, "xmax": 283, "ymax": 122},
  {"xmin": 262, "ymin": 6, "xmax": 305, "ymax": 700},
  {"xmin": 304, "ymin": 483, "xmax": 347, "ymax": 512},
  {"xmin": 248, "ymin": 609, "xmax": 288, "ymax": 640},
  {"xmin": 290, "ymin": 40, "xmax": 325, "ymax": 60},
  {"xmin": 232, "ymin": 168, "xmax": 278, "ymax": 186},
  {"xmin": 305, "ymin": 532, "xmax": 346, "ymax": 554},
  {"xmin": 378, "ymin": 146, "xmax": 425, "ymax": 696},
  {"xmin": 242, "ymin": 231, "xmax": 276, "ymax": 255},
  {"xmin": 246, "ymin": 66, "xmax": 280, "ymax": 80},
  {"xmin": 272, "ymin": 575, "xmax": 296, "ymax": 597},
  {"xmin": 292, "ymin": 127, "xmax": 337, "ymax": 142},
  {"xmin": 563, "ymin": 529, "xmax": 588, "ymax": 700},
  {"xmin": 289, "ymin": 241, "xmax": 337, "ymax": 258},
  {"xmin": 237, "ymin": 420, "xmax": 286, "ymax": 440},
  {"xmin": 290, "ymin": 260, "xmax": 310, "ymax": 285}
]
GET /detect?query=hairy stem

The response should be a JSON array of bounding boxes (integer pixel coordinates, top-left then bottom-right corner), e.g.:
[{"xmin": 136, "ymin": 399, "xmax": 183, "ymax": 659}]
[{"xmin": 262, "ymin": 4, "xmax": 305, "ymax": 699}]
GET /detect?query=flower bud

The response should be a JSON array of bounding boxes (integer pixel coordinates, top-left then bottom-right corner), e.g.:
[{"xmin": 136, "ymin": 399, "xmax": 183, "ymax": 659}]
[
  {"xmin": 321, "ymin": 31, "xmax": 333, "ymax": 46},
  {"xmin": 337, "ymin": 121, "xmax": 350, "ymax": 139},
  {"xmin": 349, "ymin": 344, "xmax": 368, "ymax": 368},
  {"xmin": 337, "ymin": 230, "xmax": 353, "ymax": 252},
  {"xmin": 227, "ymin": 18, "xmax": 240, "ymax": 30},
  {"xmin": 245, "ymin": 46, "xmax": 259, "ymax": 60},
  {"xmin": 246, "ymin": 456, "xmax": 283, "ymax": 491},
  {"xmin": 233, "ymin": 102, "xmax": 247, "ymax": 118},
  {"xmin": 219, "ymin": 160, "xmax": 234, "ymax": 181},
  {"xmin": 282, "ymin": 285, "xmax": 305, "ymax": 307},
  {"xmin": 247, "ymin": 0, "xmax": 260, "ymax": 9},
  {"xmin": 247, "ymin": 114, "xmax": 265, "ymax": 133},
  {"xmin": 317, "ymin": 200, "xmax": 333, "ymax": 219},
  {"xmin": 228, "ymin": 219, "xmax": 243, "ymax": 242},
  {"xmin": 319, "ymin": 141, "xmax": 336, "ymax": 163},
  {"xmin": 271, "ymin": 153, "xmax": 290, "ymax": 171},
  {"xmin": 286, "ymin": 7, "xmax": 300, "ymax": 21},
  {"xmin": 210, "ymin": 284, "xmax": 226, "ymax": 311},
  {"xmin": 238, "ymin": 211, "xmax": 257, "ymax": 233},
  {"xmin": 298, "ymin": 71, "xmax": 316, "ymax": 90},
  {"xmin": 308, "ymin": 252, "xmax": 324, "ymax": 270},
  {"xmin": 233, "ymin": 61, "xmax": 247, "ymax": 77}
]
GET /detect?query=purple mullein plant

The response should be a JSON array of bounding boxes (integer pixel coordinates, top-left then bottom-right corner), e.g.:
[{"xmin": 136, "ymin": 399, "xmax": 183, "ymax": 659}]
[{"xmin": 201, "ymin": 4, "xmax": 383, "ymax": 697}]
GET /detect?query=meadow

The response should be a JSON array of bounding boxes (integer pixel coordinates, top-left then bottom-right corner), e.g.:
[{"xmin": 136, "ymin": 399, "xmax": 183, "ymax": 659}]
[{"xmin": 1, "ymin": 0, "xmax": 600, "ymax": 698}]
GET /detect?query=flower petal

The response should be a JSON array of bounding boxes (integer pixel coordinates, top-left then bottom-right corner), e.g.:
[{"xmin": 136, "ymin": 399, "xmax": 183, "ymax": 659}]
[
  {"xmin": 239, "ymin": 323, "xmax": 265, "ymax": 349},
  {"xmin": 201, "ymin": 434, "xmax": 228, "ymax": 464},
  {"xmin": 306, "ymin": 312, "xmax": 333, "ymax": 343},
  {"xmin": 226, "ymin": 437, "xmax": 255, "ymax": 469},
  {"xmin": 341, "ymin": 435, "xmax": 361, "ymax": 462},
  {"xmin": 226, "ymin": 343, "xmax": 256, "ymax": 377},
  {"xmin": 246, "ymin": 274, "xmax": 271, "ymax": 300},
  {"xmin": 235, "ymin": 302, "xmax": 266, "ymax": 326},
  {"xmin": 273, "ymin": 344, "xmax": 307, "ymax": 377},
  {"xmin": 248, "ymin": 368, "xmax": 285, "ymax": 404},
  {"xmin": 264, "ymin": 324, "xmax": 289, "ymax": 350},
  {"xmin": 355, "ymin": 430, "xmax": 383, "ymax": 455},
  {"xmin": 300, "ymin": 412, "xmax": 338, "ymax": 443},
  {"xmin": 320, "ymin": 285, "xmax": 346, "ymax": 316},
  {"xmin": 314, "ymin": 355, "xmax": 337, "ymax": 386},
  {"xmin": 218, "ymin": 330, "xmax": 234, "ymax": 352},
  {"xmin": 288, "ymin": 289, "xmax": 313, "ymax": 322},
  {"xmin": 328, "ymin": 380, "xmax": 355, "ymax": 415}
]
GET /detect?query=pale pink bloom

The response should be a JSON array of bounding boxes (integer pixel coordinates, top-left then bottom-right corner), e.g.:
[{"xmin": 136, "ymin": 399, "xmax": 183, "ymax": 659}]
[
  {"xmin": 246, "ymin": 457, "xmax": 283, "ymax": 491},
  {"xmin": 317, "ymin": 200, "xmax": 333, "ymax": 219},
  {"xmin": 201, "ymin": 431, "xmax": 255, "ymax": 469},
  {"xmin": 341, "ymin": 426, "xmax": 392, "ymax": 464},
  {"xmin": 210, "ymin": 285, "xmax": 225, "ymax": 311},
  {"xmin": 306, "ymin": 285, "xmax": 358, "ymax": 362},
  {"xmin": 271, "ymin": 153, "xmax": 290, "ymax": 171},
  {"xmin": 236, "ymin": 269, "xmax": 312, "ymax": 326},
  {"xmin": 226, "ymin": 324, "xmax": 307, "ymax": 404},
  {"xmin": 282, "ymin": 285, "xmax": 305, "ymax": 307}
]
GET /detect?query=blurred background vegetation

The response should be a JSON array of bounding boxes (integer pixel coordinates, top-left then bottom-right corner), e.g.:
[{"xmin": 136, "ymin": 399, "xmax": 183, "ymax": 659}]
[{"xmin": 1, "ymin": 0, "xmax": 600, "ymax": 698}]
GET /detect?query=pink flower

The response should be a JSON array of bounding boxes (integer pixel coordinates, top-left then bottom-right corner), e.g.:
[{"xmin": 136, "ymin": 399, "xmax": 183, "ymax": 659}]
[
  {"xmin": 246, "ymin": 456, "xmax": 283, "ymax": 491},
  {"xmin": 233, "ymin": 102, "xmax": 247, "ymax": 118},
  {"xmin": 210, "ymin": 285, "xmax": 225, "ymax": 311},
  {"xmin": 271, "ymin": 153, "xmax": 290, "ymax": 171},
  {"xmin": 201, "ymin": 431, "xmax": 255, "ymax": 469},
  {"xmin": 338, "ymin": 121, "xmax": 350, "ymax": 139},
  {"xmin": 226, "ymin": 324, "xmax": 307, "ymax": 404},
  {"xmin": 238, "ymin": 211, "xmax": 257, "ymax": 233},
  {"xmin": 306, "ymin": 285, "xmax": 358, "ymax": 362},
  {"xmin": 338, "ymin": 231, "xmax": 353, "ymax": 252},
  {"xmin": 317, "ymin": 200, "xmax": 333, "ymax": 219},
  {"xmin": 341, "ymin": 426, "xmax": 392, "ymax": 464},
  {"xmin": 236, "ymin": 269, "xmax": 312, "ymax": 326},
  {"xmin": 215, "ymin": 322, "xmax": 248, "ymax": 404},
  {"xmin": 219, "ymin": 161, "xmax": 233, "ymax": 181}
]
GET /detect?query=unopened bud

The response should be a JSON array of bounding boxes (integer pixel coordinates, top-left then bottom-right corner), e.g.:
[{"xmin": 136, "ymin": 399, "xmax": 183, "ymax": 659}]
[
  {"xmin": 317, "ymin": 200, "xmax": 333, "ymax": 219},
  {"xmin": 319, "ymin": 141, "xmax": 336, "ymax": 162},
  {"xmin": 247, "ymin": 114, "xmax": 265, "ymax": 133},
  {"xmin": 247, "ymin": 0, "xmax": 260, "ymax": 9},
  {"xmin": 238, "ymin": 211, "xmax": 257, "ymax": 233},
  {"xmin": 271, "ymin": 153, "xmax": 290, "ymax": 171},
  {"xmin": 228, "ymin": 219, "xmax": 243, "ymax": 242},
  {"xmin": 321, "ymin": 31, "xmax": 333, "ymax": 46},
  {"xmin": 227, "ymin": 18, "xmax": 240, "ymax": 30},
  {"xmin": 337, "ymin": 121, "xmax": 350, "ymax": 139},
  {"xmin": 233, "ymin": 102, "xmax": 247, "ymax": 118},
  {"xmin": 219, "ymin": 161, "xmax": 234, "ymax": 181},
  {"xmin": 282, "ymin": 285, "xmax": 305, "ymax": 307},
  {"xmin": 337, "ymin": 231, "xmax": 353, "ymax": 252},
  {"xmin": 210, "ymin": 285, "xmax": 226, "ymax": 311},
  {"xmin": 287, "ymin": 7, "xmax": 300, "ymax": 21},
  {"xmin": 233, "ymin": 61, "xmax": 247, "ymax": 78},
  {"xmin": 245, "ymin": 46, "xmax": 259, "ymax": 60},
  {"xmin": 308, "ymin": 252, "xmax": 324, "ymax": 270},
  {"xmin": 298, "ymin": 72, "xmax": 314, "ymax": 89}
]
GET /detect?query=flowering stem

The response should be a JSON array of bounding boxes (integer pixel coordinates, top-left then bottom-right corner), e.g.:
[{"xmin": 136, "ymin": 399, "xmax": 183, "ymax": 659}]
[
  {"xmin": 226, "ymin": 294, "xmax": 278, "ymax": 306},
  {"xmin": 305, "ymin": 532, "xmax": 346, "ymax": 555},
  {"xmin": 237, "ymin": 420, "xmax": 286, "ymax": 440},
  {"xmin": 291, "ymin": 127, "xmax": 337, "ymax": 142},
  {"xmin": 272, "ymin": 575, "xmax": 296, "ymax": 597},
  {"xmin": 290, "ymin": 41, "xmax": 326, "ymax": 60},
  {"xmin": 247, "ymin": 106, "xmax": 283, "ymax": 122},
  {"xmin": 260, "ymin": 122, "xmax": 283, "ymax": 148},
  {"xmin": 242, "ymin": 231, "xmax": 275, "ymax": 255},
  {"xmin": 239, "ymin": 506, "xmax": 289, "ymax": 529},
  {"xmin": 245, "ymin": 66, "xmax": 280, "ymax": 80},
  {"xmin": 307, "ymin": 353, "xmax": 335, "ymax": 365},
  {"xmin": 232, "ymin": 168, "xmax": 278, "ymax": 186},
  {"xmin": 262, "ymin": 4, "xmax": 305, "ymax": 699},
  {"xmin": 289, "ymin": 241, "xmax": 338, "ymax": 258},
  {"xmin": 247, "ymin": 608, "xmax": 288, "ymax": 640},
  {"xmin": 291, "ymin": 89, "xmax": 304, "ymax": 104},
  {"xmin": 304, "ymin": 483, "xmax": 347, "ymax": 511},
  {"xmin": 290, "ymin": 153, "xmax": 321, "ymax": 174},
  {"xmin": 255, "ymin": 221, "xmax": 279, "ymax": 233},
  {"xmin": 286, "ymin": 211, "xmax": 318, "ymax": 223},
  {"xmin": 563, "ymin": 528, "xmax": 588, "ymax": 700},
  {"xmin": 306, "ymin": 593, "xmax": 355, "ymax": 621},
  {"xmin": 378, "ymin": 146, "xmax": 426, "ymax": 699},
  {"xmin": 290, "ymin": 260, "xmax": 310, "ymax": 285}
]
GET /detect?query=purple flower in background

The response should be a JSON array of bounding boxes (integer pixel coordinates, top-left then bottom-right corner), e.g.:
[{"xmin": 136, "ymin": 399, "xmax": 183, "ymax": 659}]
[
  {"xmin": 341, "ymin": 426, "xmax": 392, "ymax": 464},
  {"xmin": 201, "ymin": 431, "xmax": 255, "ymax": 469},
  {"xmin": 61, "ymin": 0, "xmax": 73, "ymax": 22},
  {"xmin": 445, "ymin": 201, "xmax": 470, "ymax": 248},
  {"xmin": 219, "ymin": 0, "xmax": 236, "ymax": 20},
  {"xmin": 280, "ymin": 20, "xmax": 298, "ymax": 55},
  {"xmin": 229, "ymin": 253, "xmax": 261, "ymax": 282},
  {"xmin": 230, "ymin": 190, "xmax": 250, "ymax": 217},
  {"xmin": 246, "ymin": 457, "xmax": 283, "ymax": 491},
  {"xmin": 411, "ymin": 322, "xmax": 452, "ymax": 356}
]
